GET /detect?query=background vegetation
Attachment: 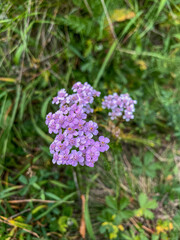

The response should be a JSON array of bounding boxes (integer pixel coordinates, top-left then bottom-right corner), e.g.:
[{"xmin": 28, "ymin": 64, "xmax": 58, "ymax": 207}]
[{"xmin": 0, "ymin": 0, "xmax": 180, "ymax": 239}]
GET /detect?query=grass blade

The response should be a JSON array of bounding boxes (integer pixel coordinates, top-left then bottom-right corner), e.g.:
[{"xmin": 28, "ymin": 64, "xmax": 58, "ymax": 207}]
[
  {"xmin": 84, "ymin": 174, "xmax": 99, "ymax": 240},
  {"xmin": 35, "ymin": 192, "xmax": 76, "ymax": 220},
  {"xmin": 0, "ymin": 77, "xmax": 16, "ymax": 83},
  {"xmin": 30, "ymin": 104, "xmax": 53, "ymax": 144},
  {"xmin": 157, "ymin": 0, "xmax": 167, "ymax": 16},
  {"xmin": 93, "ymin": 39, "xmax": 118, "ymax": 88},
  {"xmin": 84, "ymin": 194, "xmax": 96, "ymax": 240}
]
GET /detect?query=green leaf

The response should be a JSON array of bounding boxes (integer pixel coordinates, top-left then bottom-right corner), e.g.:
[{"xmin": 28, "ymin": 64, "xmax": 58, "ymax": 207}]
[
  {"xmin": 152, "ymin": 234, "xmax": 159, "ymax": 240},
  {"xmin": 105, "ymin": 196, "xmax": 118, "ymax": 210},
  {"xmin": 119, "ymin": 197, "xmax": 129, "ymax": 210},
  {"xmin": 32, "ymin": 183, "xmax": 41, "ymax": 190},
  {"xmin": 14, "ymin": 44, "xmax": 25, "ymax": 65},
  {"xmin": 29, "ymin": 176, "xmax": 37, "ymax": 185},
  {"xmin": 144, "ymin": 152, "xmax": 154, "ymax": 166},
  {"xmin": 131, "ymin": 156, "xmax": 142, "ymax": 167},
  {"xmin": 45, "ymin": 192, "xmax": 61, "ymax": 201},
  {"xmin": 145, "ymin": 200, "xmax": 158, "ymax": 209},
  {"xmin": 144, "ymin": 209, "xmax": 154, "ymax": 219},
  {"xmin": 20, "ymin": 186, "xmax": 29, "ymax": 196},
  {"xmin": 115, "ymin": 210, "xmax": 133, "ymax": 224},
  {"xmin": 32, "ymin": 205, "xmax": 47, "ymax": 215},
  {"xmin": 19, "ymin": 175, "xmax": 28, "ymax": 185},
  {"xmin": 58, "ymin": 216, "xmax": 68, "ymax": 233},
  {"xmin": 50, "ymin": 180, "xmax": 70, "ymax": 189},
  {"xmin": 138, "ymin": 193, "xmax": 148, "ymax": 207}
]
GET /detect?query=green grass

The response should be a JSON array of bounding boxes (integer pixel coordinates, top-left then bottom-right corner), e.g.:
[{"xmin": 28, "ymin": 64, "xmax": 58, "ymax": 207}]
[{"xmin": 0, "ymin": 0, "xmax": 180, "ymax": 239}]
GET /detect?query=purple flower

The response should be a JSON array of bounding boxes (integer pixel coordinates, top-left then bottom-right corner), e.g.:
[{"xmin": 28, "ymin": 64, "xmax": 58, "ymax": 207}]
[
  {"xmin": 102, "ymin": 93, "xmax": 137, "ymax": 121},
  {"xmin": 85, "ymin": 146, "xmax": 100, "ymax": 167},
  {"xmin": 46, "ymin": 82, "xmax": 110, "ymax": 167},
  {"xmin": 58, "ymin": 89, "xmax": 68, "ymax": 100},
  {"xmin": 60, "ymin": 105, "xmax": 69, "ymax": 114},
  {"xmin": 52, "ymin": 89, "xmax": 68, "ymax": 104},
  {"xmin": 52, "ymin": 97, "xmax": 60, "ymax": 105},
  {"xmin": 50, "ymin": 142, "xmax": 56, "ymax": 154},
  {"xmin": 75, "ymin": 108, "xmax": 87, "ymax": 119},
  {"xmin": 85, "ymin": 121, "xmax": 98, "ymax": 135},
  {"xmin": 56, "ymin": 114, "xmax": 65, "ymax": 127},
  {"xmin": 58, "ymin": 149, "xmax": 70, "ymax": 165},
  {"xmin": 69, "ymin": 150, "xmax": 84, "ymax": 167},
  {"xmin": 55, "ymin": 141, "xmax": 66, "ymax": 152},
  {"xmin": 52, "ymin": 153, "xmax": 59, "ymax": 164},
  {"xmin": 76, "ymin": 119, "xmax": 86, "ymax": 131},
  {"xmin": 55, "ymin": 133, "xmax": 64, "ymax": 142},
  {"xmin": 99, "ymin": 136, "xmax": 110, "ymax": 152},
  {"xmin": 45, "ymin": 112, "xmax": 53, "ymax": 125},
  {"xmin": 65, "ymin": 127, "xmax": 75, "ymax": 135},
  {"xmin": 83, "ymin": 104, "xmax": 93, "ymax": 114},
  {"xmin": 80, "ymin": 134, "xmax": 92, "ymax": 146},
  {"xmin": 72, "ymin": 82, "xmax": 83, "ymax": 92},
  {"xmin": 48, "ymin": 120, "xmax": 58, "ymax": 134}
]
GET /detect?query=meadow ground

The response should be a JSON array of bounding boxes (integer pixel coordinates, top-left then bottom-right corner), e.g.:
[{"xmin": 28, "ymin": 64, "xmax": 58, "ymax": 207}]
[{"xmin": 0, "ymin": 0, "xmax": 180, "ymax": 239}]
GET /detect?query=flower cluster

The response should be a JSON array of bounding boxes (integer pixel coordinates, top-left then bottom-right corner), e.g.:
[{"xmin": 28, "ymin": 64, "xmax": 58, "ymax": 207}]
[
  {"xmin": 102, "ymin": 93, "xmax": 137, "ymax": 121},
  {"xmin": 52, "ymin": 82, "xmax": 100, "ymax": 114},
  {"xmin": 46, "ymin": 82, "xmax": 110, "ymax": 167}
]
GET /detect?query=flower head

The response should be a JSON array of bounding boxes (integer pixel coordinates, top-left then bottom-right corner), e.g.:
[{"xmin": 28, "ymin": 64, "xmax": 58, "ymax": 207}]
[
  {"xmin": 99, "ymin": 136, "xmax": 110, "ymax": 152},
  {"xmin": 102, "ymin": 93, "xmax": 137, "ymax": 121},
  {"xmin": 46, "ymin": 82, "xmax": 109, "ymax": 167}
]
